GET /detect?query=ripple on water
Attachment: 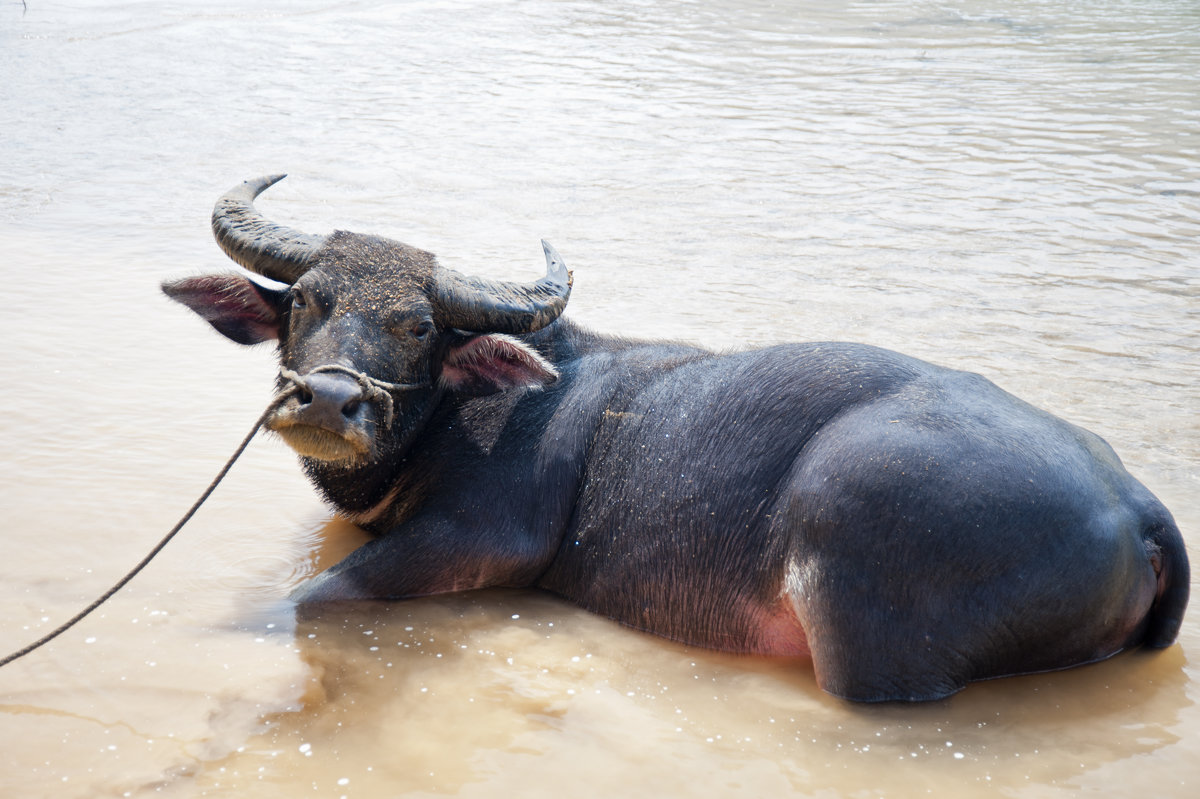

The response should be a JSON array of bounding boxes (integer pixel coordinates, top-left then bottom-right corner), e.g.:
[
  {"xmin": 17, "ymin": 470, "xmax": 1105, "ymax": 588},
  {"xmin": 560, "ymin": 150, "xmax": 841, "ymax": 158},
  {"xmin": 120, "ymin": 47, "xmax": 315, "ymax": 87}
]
[{"xmin": 1, "ymin": 1, "xmax": 1198, "ymax": 798}]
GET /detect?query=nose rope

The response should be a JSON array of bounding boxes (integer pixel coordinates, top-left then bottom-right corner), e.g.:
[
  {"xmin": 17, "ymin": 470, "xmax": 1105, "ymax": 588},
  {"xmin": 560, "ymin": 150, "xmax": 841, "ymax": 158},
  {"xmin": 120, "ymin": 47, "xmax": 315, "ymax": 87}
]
[
  {"xmin": 0, "ymin": 403, "xmax": 276, "ymax": 668},
  {"xmin": 0, "ymin": 368, "xmax": 431, "ymax": 668},
  {"xmin": 0, "ymin": 368, "xmax": 430, "ymax": 668},
  {"xmin": 277, "ymin": 365, "xmax": 428, "ymax": 429}
]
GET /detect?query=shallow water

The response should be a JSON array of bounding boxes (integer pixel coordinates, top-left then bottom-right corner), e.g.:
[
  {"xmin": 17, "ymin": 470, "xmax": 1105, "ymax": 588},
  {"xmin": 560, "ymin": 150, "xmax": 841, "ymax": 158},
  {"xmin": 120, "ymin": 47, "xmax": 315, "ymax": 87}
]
[{"xmin": 1, "ymin": 0, "xmax": 1198, "ymax": 796}]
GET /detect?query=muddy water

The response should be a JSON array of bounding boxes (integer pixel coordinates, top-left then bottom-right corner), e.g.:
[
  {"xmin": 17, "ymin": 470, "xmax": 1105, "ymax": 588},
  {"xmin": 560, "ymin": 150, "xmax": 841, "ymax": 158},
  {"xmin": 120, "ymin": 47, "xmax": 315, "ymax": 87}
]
[{"xmin": 1, "ymin": 0, "xmax": 1197, "ymax": 796}]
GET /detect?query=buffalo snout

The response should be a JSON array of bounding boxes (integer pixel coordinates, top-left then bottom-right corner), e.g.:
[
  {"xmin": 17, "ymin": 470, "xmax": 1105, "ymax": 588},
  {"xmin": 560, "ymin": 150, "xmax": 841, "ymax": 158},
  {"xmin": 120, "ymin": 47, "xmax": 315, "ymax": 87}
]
[
  {"xmin": 267, "ymin": 372, "xmax": 377, "ymax": 462},
  {"xmin": 293, "ymin": 373, "xmax": 369, "ymax": 430}
]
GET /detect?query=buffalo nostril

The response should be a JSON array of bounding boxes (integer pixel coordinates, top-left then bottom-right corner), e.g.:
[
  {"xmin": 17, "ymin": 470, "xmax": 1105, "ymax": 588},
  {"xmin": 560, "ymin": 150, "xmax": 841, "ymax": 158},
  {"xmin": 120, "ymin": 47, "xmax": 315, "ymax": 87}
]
[{"xmin": 289, "ymin": 373, "xmax": 367, "ymax": 429}]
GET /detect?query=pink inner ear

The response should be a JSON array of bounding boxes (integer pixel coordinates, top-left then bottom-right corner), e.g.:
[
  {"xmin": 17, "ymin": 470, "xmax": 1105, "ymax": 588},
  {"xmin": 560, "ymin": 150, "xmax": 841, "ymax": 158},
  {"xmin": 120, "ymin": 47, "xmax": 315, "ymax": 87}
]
[
  {"xmin": 164, "ymin": 274, "xmax": 281, "ymax": 345},
  {"xmin": 441, "ymin": 335, "xmax": 558, "ymax": 394}
]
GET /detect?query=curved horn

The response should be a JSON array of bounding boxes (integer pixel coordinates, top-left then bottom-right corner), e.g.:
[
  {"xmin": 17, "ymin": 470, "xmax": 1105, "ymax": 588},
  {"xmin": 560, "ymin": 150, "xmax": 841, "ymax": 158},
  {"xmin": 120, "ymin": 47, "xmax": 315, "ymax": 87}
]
[
  {"xmin": 211, "ymin": 174, "xmax": 326, "ymax": 284},
  {"xmin": 435, "ymin": 240, "xmax": 573, "ymax": 334}
]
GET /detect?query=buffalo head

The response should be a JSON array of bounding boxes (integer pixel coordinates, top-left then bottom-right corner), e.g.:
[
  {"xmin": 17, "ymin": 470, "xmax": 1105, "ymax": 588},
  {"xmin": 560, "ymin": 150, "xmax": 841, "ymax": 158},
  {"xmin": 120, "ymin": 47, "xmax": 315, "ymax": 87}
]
[{"xmin": 164, "ymin": 175, "xmax": 571, "ymax": 493}]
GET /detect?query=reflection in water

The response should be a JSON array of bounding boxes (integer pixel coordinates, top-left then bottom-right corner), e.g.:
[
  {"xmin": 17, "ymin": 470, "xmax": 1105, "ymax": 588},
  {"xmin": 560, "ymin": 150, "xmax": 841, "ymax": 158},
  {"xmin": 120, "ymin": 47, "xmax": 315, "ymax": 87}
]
[
  {"xmin": 179, "ymin": 586, "xmax": 1191, "ymax": 797},
  {"xmin": 1, "ymin": 0, "xmax": 1198, "ymax": 797}
]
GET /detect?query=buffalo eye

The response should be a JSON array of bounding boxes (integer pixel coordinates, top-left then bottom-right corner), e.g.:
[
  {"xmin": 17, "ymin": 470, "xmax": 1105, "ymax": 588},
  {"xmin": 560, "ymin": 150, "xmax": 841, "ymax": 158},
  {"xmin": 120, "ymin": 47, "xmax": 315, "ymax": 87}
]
[
  {"xmin": 410, "ymin": 320, "xmax": 434, "ymax": 341},
  {"xmin": 291, "ymin": 288, "xmax": 309, "ymax": 310}
]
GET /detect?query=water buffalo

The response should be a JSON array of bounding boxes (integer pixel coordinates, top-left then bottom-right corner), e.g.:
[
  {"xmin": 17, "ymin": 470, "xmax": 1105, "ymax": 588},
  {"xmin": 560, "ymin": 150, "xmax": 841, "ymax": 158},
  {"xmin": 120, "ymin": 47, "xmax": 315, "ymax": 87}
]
[{"xmin": 163, "ymin": 175, "xmax": 1188, "ymax": 702}]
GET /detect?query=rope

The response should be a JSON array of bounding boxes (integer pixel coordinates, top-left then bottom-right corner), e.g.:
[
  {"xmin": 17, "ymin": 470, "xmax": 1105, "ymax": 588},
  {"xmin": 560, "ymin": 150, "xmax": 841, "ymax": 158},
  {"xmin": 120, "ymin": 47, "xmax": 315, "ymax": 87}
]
[
  {"xmin": 0, "ymin": 405, "xmax": 272, "ymax": 667},
  {"xmin": 278, "ymin": 364, "xmax": 427, "ymax": 429},
  {"xmin": 0, "ymin": 365, "xmax": 425, "ymax": 669}
]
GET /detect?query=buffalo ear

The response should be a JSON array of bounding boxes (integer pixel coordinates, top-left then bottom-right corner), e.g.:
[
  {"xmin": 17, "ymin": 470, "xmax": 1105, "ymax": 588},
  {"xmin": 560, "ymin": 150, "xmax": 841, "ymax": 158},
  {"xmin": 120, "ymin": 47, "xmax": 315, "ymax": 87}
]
[
  {"xmin": 439, "ymin": 333, "xmax": 559, "ymax": 396},
  {"xmin": 162, "ymin": 273, "xmax": 289, "ymax": 345}
]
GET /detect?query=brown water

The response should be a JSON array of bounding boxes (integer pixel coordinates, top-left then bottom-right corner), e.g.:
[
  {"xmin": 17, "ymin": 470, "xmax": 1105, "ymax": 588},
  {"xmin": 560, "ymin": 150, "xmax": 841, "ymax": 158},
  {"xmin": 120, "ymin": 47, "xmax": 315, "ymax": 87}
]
[{"xmin": 1, "ymin": 1, "xmax": 1198, "ymax": 796}]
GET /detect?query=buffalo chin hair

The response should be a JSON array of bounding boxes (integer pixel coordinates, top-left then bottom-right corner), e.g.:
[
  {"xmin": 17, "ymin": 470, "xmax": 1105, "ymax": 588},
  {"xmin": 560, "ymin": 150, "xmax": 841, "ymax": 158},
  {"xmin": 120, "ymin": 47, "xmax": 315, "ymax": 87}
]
[{"xmin": 274, "ymin": 424, "xmax": 368, "ymax": 463}]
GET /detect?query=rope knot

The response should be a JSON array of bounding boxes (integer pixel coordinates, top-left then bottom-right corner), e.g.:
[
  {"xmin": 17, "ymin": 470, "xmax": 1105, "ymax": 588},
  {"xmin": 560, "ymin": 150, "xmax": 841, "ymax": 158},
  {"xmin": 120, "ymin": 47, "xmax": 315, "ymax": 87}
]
[{"xmin": 276, "ymin": 365, "xmax": 428, "ymax": 429}]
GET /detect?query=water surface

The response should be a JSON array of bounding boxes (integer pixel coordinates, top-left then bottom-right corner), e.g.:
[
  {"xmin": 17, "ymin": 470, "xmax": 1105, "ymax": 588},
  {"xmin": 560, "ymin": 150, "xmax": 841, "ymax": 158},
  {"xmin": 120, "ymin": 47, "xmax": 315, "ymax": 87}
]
[{"xmin": 1, "ymin": 1, "xmax": 1197, "ymax": 796}]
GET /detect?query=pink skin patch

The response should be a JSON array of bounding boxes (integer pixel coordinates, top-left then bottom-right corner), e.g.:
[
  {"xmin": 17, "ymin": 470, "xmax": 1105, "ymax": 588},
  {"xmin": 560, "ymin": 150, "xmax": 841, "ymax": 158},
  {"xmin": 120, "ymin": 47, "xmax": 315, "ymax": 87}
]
[{"xmin": 751, "ymin": 601, "xmax": 810, "ymax": 657}]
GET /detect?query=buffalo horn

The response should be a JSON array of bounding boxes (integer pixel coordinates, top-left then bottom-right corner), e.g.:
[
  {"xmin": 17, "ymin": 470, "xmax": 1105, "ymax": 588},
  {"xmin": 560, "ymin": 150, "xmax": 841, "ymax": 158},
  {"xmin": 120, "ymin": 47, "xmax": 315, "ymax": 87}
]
[
  {"xmin": 435, "ymin": 240, "xmax": 573, "ymax": 334},
  {"xmin": 211, "ymin": 174, "xmax": 326, "ymax": 284}
]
